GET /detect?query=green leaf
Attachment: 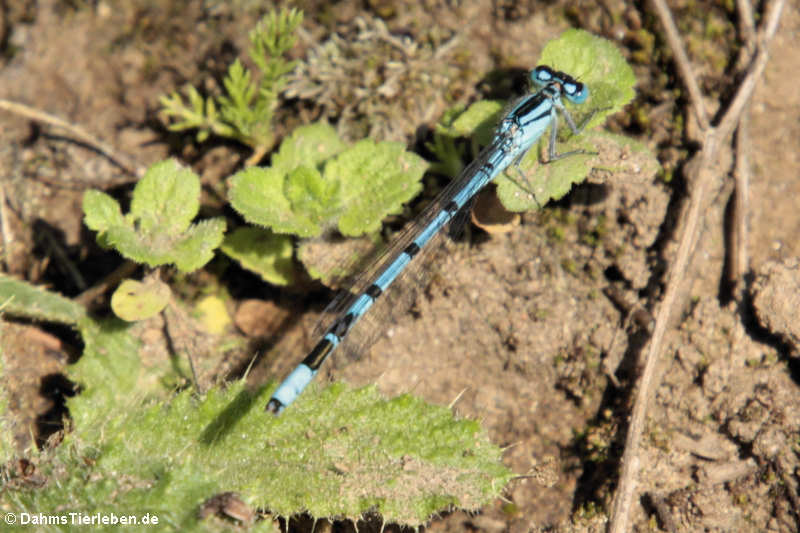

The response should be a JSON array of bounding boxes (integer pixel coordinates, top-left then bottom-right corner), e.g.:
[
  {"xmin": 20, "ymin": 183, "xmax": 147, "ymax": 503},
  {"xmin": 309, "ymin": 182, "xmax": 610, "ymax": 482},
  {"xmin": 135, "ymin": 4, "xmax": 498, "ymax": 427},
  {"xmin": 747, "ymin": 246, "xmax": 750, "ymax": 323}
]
[
  {"xmin": 249, "ymin": 7, "xmax": 303, "ymax": 60},
  {"xmin": 230, "ymin": 125, "xmax": 427, "ymax": 240},
  {"xmin": 229, "ymin": 165, "xmax": 336, "ymax": 238},
  {"xmin": 285, "ymin": 166, "xmax": 340, "ymax": 223},
  {"xmin": 8, "ymin": 293, "xmax": 510, "ymax": 530},
  {"xmin": 495, "ymin": 136, "xmax": 596, "ymax": 211},
  {"xmin": 83, "ymin": 189, "xmax": 126, "ymax": 232},
  {"xmin": 111, "ymin": 278, "xmax": 172, "ymax": 321},
  {"xmin": 0, "ymin": 275, "xmax": 87, "ymax": 324},
  {"xmin": 131, "ymin": 160, "xmax": 200, "ymax": 235},
  {"xmin": 220, "ymin": 59, "xmax": 255, "ymax": 112},
  {"xmin": 493, "ymin": 30, "xmax": 637, "ymax": 211},
  {"xmin": 231, "ymin": 131, "xmax": 427, "ymax": 241},
  {"xmin": 539, "ymin": 28, "xmax": 636, "ymax": 131},
  {"xmin": 325, "ymin": 139, "xmax": 428, "ymax": 237},
  {"xmin": 159, "ymin": 86, "xmax": 212, "ymax": 135},
  {"xmin": 170, "ymin": 218, "xmax": 228, "ymax": 272},
  {"xmin": 188, "ymin": 85, "xmax": 205, "ymax": 115},
  {"xmin": 220, "ymin": 227, "xmax": 296, "ymax": 286},
  {"xmin": 229, "ymin": 167, "xmax": 289, "ymax": 227},
  {"xmin": 83, "ymin": 159, "xmax": 226, "ymax": 272},
  {"xmin": 54, "ymin": 379, "xmax": 511, "ymax": 528},
  {"xmin": 448, "ymin": 99, "xmax": 504, "ymax": 142},
  {"xmin": 228, "ymin": 123, "xmax": 350, "ymax": 238},
  {"xmin": 436, "ymin": 30, "xmax": 638, "ymax": 213},
  {"xmin": 270, "ymin": 123, "xmax": 347, "ymax": 175},
  {"xmin": 427, "ymin": 100, "xmax": 504, "ymax": 178},
  {"xmin": 67, "ymin": 320, "xmax": 148, "ymax": 426},
  {"xmin": 66, "ymin": 317, "xmax": 192, "ymax": 431}
]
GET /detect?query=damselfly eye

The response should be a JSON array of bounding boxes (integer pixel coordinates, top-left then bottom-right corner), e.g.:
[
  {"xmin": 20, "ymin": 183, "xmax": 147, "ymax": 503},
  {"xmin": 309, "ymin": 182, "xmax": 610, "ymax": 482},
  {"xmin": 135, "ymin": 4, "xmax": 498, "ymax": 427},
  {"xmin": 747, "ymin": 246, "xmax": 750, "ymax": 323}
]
[
  {"xmin": 562, "ymin": 81, "xmax": 589, "ymax": 104},
  {"xmin": 531, "ymin": 65, "xmax": 555, "ymax": 86}
]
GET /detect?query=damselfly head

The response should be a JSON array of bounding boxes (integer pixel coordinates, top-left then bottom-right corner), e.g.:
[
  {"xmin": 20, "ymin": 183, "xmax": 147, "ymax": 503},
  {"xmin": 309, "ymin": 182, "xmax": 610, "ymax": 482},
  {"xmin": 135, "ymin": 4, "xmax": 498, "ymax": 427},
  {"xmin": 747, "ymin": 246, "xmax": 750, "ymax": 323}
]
[{"xmin": 531, "ymin": 65, "xmax": 589, "ymax": 104}]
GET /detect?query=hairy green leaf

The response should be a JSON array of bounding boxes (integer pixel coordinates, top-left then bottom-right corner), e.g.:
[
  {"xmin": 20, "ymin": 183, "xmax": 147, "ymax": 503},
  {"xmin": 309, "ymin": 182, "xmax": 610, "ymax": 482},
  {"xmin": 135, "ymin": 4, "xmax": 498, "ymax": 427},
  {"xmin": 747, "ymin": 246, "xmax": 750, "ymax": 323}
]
[
  {"xmin": 83, "ymin": 159, "xmax": 226, "ymax": 272},
  {"xmin": 220, "ymin": 227, "xmax": 296, "ymax": 286},
  {"xmin": 130, "ymin": 160, "xmax": 200, "ymax": 235},
  {"xmin": 60, "ymin": 373, "xmax": 511, "ymax": 528},
  {"xmin": 325, "ymin": 139, "xmax": 428, "ymax": 237},
  {"xmin": 83, "ymin": 190, "xmax": 126, "ymax": 233},
  {"xmin": 270, "ymin": 123, "xmax": 346, "ymax": 174},
  {"xmin": 229, "ymin": 165, "xmax": 336, "ymax": 237},
  {"xmin": 0, "ymin": 275, "xmax": 86, "ymax": 324},
  {"xmin": 229, "ymin": 125, "xmax": 426, "ymax": 240},
  {"xmin": 430, "ymin": 30, "xmax": 639, "ymax": 214}
]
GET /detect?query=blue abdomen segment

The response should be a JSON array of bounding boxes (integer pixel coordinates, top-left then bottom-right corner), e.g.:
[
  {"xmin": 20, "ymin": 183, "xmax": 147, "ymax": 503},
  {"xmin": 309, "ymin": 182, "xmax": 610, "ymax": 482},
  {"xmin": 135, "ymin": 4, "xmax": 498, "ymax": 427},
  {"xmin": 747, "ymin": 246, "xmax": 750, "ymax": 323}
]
[{"xmin": 268, "ymin": 364, "xmax": 318, "ymax": 413}]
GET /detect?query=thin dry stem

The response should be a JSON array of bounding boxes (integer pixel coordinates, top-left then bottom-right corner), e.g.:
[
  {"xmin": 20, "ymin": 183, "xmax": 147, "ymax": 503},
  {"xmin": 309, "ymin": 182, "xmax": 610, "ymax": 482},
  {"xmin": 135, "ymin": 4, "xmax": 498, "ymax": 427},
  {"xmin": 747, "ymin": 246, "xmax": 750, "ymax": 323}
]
[
  {"xmin": 74, "ymin": 260, "xmax": 139, "ymax": 309},
  {"xmin": 0, "ymin": 98, "xmax": 143, "ymax": 179},
  {"xmin": 646, "ymin": 0, "xmax": 710, "ymax": 129},
  {"xmin": 736, "ymin": 0, "xmax": 757, "ymax": 57},
  {"xmin": 731, "ymin": 112, "xmax": 751, "ymax": 298},
  {"xmin": 0, "ymin": 183, "xmax": 12, "ymax": 272},
  {"xmin": 608, "ymin": 1, "xmax": 786, "ymax": 532}
]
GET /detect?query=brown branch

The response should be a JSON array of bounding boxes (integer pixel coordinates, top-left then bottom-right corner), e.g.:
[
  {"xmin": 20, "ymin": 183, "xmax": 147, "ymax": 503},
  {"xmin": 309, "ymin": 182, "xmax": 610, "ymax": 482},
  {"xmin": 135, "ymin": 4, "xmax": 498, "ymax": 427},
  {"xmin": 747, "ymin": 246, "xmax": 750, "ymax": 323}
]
[
  {"xmin": 0, "ymin": 99, "xmax": 144, "ymax": 179},
  {"xmin": 608, "ymin": 1, "xmax": 786, "ymax": 532},
  {"xmin": 647, "ymin": 0, "xmax": 710, "ymax": 129},
  {"xmin": 74, "ymin": 260, "xmax": 139, "ymax": 309},
  {"xmin": 0, "ymin": 183, "xmax": 12, "ymax": 272},
  {"xmin": 731, "ymin": 112, "xmax": 751, "ymax": 298}
]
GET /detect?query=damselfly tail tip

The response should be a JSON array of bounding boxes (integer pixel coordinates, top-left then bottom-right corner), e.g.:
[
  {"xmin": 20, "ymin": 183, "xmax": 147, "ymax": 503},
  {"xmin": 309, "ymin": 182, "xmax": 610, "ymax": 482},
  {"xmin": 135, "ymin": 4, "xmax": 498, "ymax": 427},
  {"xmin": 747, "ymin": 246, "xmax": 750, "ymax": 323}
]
[{"xmin": 265, "ymin": 399, "xmax": 284, "ymax": 415}]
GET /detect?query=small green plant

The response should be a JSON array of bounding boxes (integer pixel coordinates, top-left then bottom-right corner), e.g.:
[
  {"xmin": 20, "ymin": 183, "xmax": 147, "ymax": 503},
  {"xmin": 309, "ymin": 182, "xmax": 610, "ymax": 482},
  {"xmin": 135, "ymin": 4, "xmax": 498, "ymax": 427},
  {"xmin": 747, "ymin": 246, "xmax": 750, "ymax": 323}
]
[
  {"xmin": 157, "ymin": 7, "xmax": 430, "ymax": 287},
  {"xmin": 65, "ymin": 331, "xmax": 513, "ymax": 528},
  {"xmin": 84, "ymin": 160, "xmax": 225, "ymax": 273},
  {"xmin": 83, "ymin": 159, "xmax": 225, "ymax": 320},
  {"xmin": 226, "ymin": 122, "xmax": 428, "ymax": 282},
  {"xmin": 159, "ymin": 8, "xmax": 303, "ymax": 165},
  {"xmin": 0, "ymin": 281, "xmax": 512, "ymax": 531},
  {"xmin": 80, "ymin": 121, "xmax": 428, "ymax": 306},
  {"xmin": 219, "ymin": 226, "xmax": 296, "ymax": 286}
]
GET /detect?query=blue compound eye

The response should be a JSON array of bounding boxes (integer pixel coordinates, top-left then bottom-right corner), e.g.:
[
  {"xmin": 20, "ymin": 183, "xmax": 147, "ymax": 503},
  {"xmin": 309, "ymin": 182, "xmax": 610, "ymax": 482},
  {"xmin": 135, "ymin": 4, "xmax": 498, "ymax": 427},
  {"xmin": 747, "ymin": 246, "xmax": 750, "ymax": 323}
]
[
  {"xmin": 531, "ymin": 65, "xmax": 554, "ymax": 86},
  {"xmin": 562, "ymin": 81, "xmax": 589, "ymax": 104}
]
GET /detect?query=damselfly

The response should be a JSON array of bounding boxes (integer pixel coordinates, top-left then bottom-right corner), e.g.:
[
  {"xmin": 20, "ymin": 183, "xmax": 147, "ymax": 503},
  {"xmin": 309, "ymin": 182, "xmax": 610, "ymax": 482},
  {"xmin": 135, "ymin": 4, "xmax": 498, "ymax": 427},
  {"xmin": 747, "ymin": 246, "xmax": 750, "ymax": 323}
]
[{"xmin": 267, "ymin": 65, "xmax": 593, "ymax": 414}]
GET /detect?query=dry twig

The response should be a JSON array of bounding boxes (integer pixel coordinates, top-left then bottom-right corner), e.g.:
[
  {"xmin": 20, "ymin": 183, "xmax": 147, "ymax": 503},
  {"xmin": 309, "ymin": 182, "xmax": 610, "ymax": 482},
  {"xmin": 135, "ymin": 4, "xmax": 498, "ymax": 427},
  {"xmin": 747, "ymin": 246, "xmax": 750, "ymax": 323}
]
[
  {"xmin": 0, "ymin": 183, "xmax": 12, "ymax": 272},
  {"xmin": 731, "ymin": 112, "xmax": 752, "ymax": 298},
  {"xmin": 0, "ymin": 99, "xmax": 144, "ymax": 180},
  {"xmin": 74, "ymin": 260, "xmax": 139, "ymax": 309},
  {"xmin": 608, "ymin": 1, "xmax": 786, "ymax": 532}
]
